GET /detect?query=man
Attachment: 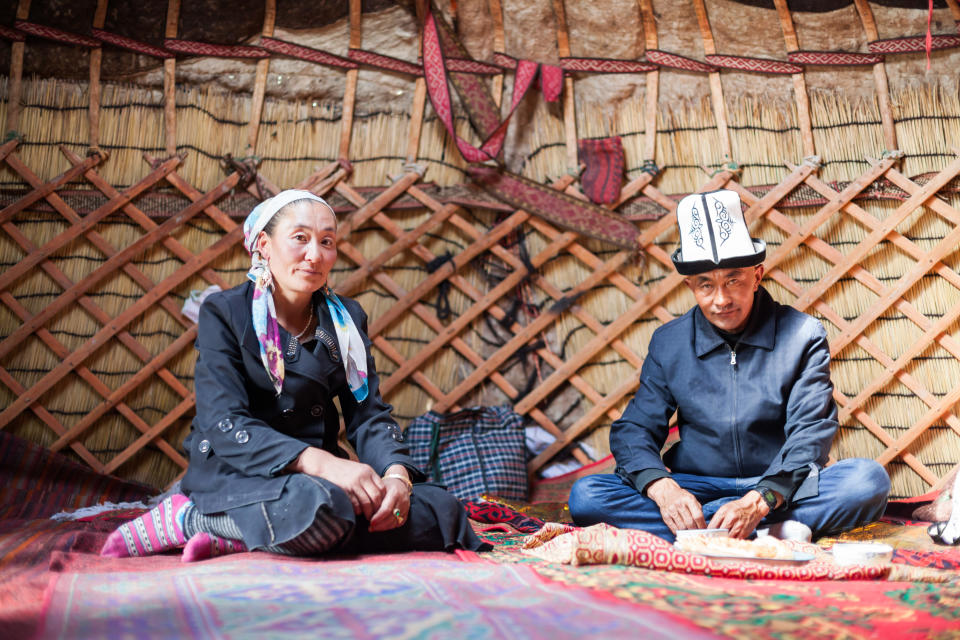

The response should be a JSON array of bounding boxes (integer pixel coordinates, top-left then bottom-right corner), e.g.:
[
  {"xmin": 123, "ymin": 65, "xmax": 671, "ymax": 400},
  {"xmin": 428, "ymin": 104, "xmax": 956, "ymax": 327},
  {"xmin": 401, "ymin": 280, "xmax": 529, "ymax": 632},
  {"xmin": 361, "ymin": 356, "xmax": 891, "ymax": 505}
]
[{"xmin": 568, "ymin": 189, "xmax": 890, "ymax": 542}]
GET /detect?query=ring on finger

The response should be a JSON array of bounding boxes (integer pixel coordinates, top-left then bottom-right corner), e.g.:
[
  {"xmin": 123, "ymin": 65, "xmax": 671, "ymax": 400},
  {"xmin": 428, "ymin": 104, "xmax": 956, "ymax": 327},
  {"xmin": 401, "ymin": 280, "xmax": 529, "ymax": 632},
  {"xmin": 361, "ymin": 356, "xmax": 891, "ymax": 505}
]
[{"xmin": 392, "ymin": 507, "xmax": 404, "ymax": 524}]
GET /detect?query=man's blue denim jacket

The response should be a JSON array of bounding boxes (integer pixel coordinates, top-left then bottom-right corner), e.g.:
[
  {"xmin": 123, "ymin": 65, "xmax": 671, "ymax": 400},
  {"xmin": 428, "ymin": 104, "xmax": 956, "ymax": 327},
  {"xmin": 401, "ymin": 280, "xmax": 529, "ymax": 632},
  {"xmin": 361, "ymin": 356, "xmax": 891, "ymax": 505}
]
[{"xmin": 611, "ymin": 286, "xmax": 838, "ymax": 506}]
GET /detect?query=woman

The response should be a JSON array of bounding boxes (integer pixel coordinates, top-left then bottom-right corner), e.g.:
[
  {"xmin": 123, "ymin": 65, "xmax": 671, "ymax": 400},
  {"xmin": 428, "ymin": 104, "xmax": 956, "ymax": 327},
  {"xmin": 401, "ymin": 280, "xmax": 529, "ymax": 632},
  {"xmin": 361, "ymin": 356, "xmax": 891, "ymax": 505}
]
[{"xmin": 102, "ymin": 190, "xmax": 486, "ymax": 561}]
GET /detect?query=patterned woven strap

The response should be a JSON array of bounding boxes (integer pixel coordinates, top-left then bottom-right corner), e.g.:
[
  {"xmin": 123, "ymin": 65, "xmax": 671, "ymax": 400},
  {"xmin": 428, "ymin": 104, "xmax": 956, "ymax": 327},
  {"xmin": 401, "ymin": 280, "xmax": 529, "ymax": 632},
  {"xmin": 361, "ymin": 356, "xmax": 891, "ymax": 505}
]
[
  {"xmin": 164, "ymin": 39, "xmax": 269, "ymax": 59},
  {"xmin": 540, "ymin": 64, "xmax": 563, "ymax": 102},
  {"xmin": 348, "ymin": 48, "xmax": 423, "ymax": 76},
  {"xmin": 560, "ymin": 57, "xmax": 658, "ymax": 73},
  {"xmin": 92, "ymin": 28, "xmax": 173, "ymax": 59},
  {"xmin": 787, "ymin": 50, "xmax": 883, "ymax": 65},
  {"xmin": 468, "ymin": 165, "xmax": 639, "ymax": 250},
  {"xmin": 260, "ymin": 37, "xmax": 357, "ymax": 69},
  {"xmin": 645, "ymin": 49, "xmax": 717, "ymax": 73},
  {"xmin": 423, "ymin": 11, "xmax": 539, "ymax": 163},
  {"xmin": 705, "ymin": 54, "xmax": 802, "ymax": 74},
  {"xmin": 14, "ymin": 21, "xmax": 99, "ymax": 47},
  {"xmin": 869, "ymin": 34, "xmax": 960, "ymax": 53},
  {"xmin": 492, "ymin": 52, "xmax": 518, "ymax": 70},
  {"xmin": 0, "ymin": 25, "xmax": 25, "ymax": 42},
  {"xmin": 444, "ymin": 57, "xmax": 504, "ymax": 75}
]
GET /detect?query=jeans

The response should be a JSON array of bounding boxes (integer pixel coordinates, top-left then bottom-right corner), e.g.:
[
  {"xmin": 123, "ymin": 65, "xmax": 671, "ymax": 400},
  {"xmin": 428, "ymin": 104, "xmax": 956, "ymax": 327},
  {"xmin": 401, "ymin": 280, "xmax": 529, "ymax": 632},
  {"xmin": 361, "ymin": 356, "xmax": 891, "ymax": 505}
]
[{"xmin": 568, "ymin": 458, "xmax": 890, "ymax": 543}]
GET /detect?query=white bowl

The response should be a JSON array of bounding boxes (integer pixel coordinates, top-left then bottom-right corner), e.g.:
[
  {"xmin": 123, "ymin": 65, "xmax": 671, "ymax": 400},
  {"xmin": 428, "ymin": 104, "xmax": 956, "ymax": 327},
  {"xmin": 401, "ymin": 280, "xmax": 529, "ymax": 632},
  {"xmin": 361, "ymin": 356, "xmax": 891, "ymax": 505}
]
[{"xmin": 830, "ymin": 542, "xmax": 893, "ymax": 565}]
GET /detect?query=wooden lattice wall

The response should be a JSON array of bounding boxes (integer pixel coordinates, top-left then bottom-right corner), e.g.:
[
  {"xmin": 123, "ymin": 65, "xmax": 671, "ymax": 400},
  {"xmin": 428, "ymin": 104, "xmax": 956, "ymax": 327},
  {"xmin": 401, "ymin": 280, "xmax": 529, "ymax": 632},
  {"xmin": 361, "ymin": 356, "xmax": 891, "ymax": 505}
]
[{"xmin": 2, "ymin": 0, "xmax": 960, "ymax": 499}]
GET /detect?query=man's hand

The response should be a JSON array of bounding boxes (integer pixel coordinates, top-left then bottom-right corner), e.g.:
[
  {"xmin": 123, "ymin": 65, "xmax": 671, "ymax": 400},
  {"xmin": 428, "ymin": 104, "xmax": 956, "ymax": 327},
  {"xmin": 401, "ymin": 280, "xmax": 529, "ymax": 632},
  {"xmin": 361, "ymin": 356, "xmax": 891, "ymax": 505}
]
[
  {"xmin": 289, "ymin": 447, "xmax": 386, "ymax": 521},
  {"xmin": 368, "ymin": 465, "xmax": 412, "ymax": 532},
  {"xmin": 646, "ymin": 477, "xmax": 706, "ymax": 534},
  {"xmin": 707, "ymin": 490, "xmax": 770, "ymax": 538}
]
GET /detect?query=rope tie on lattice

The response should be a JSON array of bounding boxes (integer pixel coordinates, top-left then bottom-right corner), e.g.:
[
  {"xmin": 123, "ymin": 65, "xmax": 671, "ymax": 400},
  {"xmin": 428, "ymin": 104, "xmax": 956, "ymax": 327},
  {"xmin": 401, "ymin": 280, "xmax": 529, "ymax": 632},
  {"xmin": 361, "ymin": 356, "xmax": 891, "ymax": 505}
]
[
  {"xmin": 337, "ymin": 157, "xmax": 354, "ymax": 179},
  {"xmin": 707, "ymin": 158, "xmax": 741, "ymax": 177},
  {"xmin": 221, "ymin": 153, "xmax": 265, "ymax": 199},
  {"xmin": 639, "ymin": 159, "xmax": 660, "ymax": 176},
  {"xmin": 802, "ymin": 155, "xmax": 823, "ymax": 169},
  {"xmin": 882, "ymin": 149, "xmax": 906, "ymax": 160},
  {"xmin": 401, "ymin": 162, "xmax": 427, "ymax": 178},
  {"xmin": 425, "ymin": 252, "xmax": 456, "ymax": 321}
]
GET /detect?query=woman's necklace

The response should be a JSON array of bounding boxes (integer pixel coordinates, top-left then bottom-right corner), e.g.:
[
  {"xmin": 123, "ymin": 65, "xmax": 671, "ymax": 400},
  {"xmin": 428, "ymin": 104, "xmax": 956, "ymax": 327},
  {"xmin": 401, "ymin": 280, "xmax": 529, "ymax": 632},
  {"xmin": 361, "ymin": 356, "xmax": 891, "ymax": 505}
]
[{"xmin": 293, "ymin": 305, "xmax": 314, "ymax": 341}]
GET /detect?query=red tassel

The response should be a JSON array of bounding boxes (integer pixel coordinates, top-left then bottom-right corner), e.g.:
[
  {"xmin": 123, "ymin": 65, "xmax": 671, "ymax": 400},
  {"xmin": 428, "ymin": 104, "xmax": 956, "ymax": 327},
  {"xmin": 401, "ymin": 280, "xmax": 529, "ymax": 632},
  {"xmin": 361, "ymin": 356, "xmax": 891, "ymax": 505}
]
[{"xmin": 926, "ymin": 0, "xmax": 933, "ymax": 70}]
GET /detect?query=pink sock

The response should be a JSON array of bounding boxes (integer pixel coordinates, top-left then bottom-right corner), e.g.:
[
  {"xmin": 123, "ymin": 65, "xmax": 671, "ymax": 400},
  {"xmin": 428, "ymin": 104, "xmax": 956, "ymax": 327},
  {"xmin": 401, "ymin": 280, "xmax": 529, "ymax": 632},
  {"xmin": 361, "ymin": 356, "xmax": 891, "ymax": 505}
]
[
  {"xmin": 182, "ymin": 532, "xmax": 247, "ymax": 562},
  {"xmin": 100, "ymin": 494, "xmax": 192, "ymax": 558}
]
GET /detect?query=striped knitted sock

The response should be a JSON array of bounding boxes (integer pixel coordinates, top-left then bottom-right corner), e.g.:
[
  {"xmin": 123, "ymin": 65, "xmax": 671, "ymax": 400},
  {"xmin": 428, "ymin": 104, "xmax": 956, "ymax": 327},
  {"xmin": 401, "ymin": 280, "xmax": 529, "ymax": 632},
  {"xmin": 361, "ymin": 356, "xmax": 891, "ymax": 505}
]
[
  {"xmin": 182, "ymin": 532, "xmax": 248, "ymax": 562},
  {"xmin": 100, "ymin": 494, "xmax": 192, "ymax": 558}
]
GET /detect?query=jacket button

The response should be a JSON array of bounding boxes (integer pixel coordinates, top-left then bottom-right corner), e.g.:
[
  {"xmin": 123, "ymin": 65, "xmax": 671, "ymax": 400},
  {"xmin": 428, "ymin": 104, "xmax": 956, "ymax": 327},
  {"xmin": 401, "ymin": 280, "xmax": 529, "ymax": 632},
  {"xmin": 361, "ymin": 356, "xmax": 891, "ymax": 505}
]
[
  {"xmin": 235, "ymin": 430, "xmax": 250, "ymax": 444},
  {"xmin": 217, "ymin": 418, "xmax": 234, "ymax": 432},
  {"xmin": 282, "ymin": 408, "xmax": 295, "ymax": 418},
  {"xmin": 310, "ymin": 405, "xmax": 323, "ymax": 417},
  {"xmin": 387, "ymin": 425, "xmax": 404, "ymax": 442},
  {"xmin": 198, "ymin": 439, "xmax": 211, "ymax": 453}
]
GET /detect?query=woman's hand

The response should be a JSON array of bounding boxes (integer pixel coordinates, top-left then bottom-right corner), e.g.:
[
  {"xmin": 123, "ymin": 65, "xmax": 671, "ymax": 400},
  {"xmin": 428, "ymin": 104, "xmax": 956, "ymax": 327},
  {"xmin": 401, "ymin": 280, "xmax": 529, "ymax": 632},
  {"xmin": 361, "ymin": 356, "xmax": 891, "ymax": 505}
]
[
  {"xmin": 289, "ymin": 447, "xmax": 386, "ymax": 520},
  {"xmin": 368, "ymin": 465, "xmax": 412, "ymax": 532}
]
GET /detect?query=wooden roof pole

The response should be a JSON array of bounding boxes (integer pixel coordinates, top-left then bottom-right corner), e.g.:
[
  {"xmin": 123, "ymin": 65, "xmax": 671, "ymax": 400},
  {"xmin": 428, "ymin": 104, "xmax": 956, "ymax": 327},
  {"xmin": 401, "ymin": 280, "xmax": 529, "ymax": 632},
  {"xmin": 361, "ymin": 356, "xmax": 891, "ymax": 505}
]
[
  {"xmin": 88, "ymin": 0, "xmax": 109, "ymax": 152},
  {"xmin": 487, "ymin": 0, "xmax": 506, "ymax": 107},
  {"xmin": 246, "ymin": 0, "xmax": 277, "ymax": 155},
  {"xmin": 691, "ymin": 0, "xmax": 732, "ymax": 163},
  {"xmin": 945, "ymin": 0, "xmax": 960, "ymax": 24},
  {"xmin": 4, "ymin": 0, "xmax": 32, "ymax": 136},
  {"xmin": 853, "ymin": 0, "xmax": 897, "ymax": 152},
  {"xmin": 773, "ymin": 0, "xmax": 815, "ymax": 159},
  {"xmin": 339, "ymin": 0, "xmax": 362, "ymax": 161},
  {"xmin": 163, "ymin": 0, "xmax": 181, "ymax": 156},
  {"xmin": 551, "ymin": 0, "xmax": 579, "ymax": 172},
  {"xmin": 638, "ymin": 0, "xmax": 659, "ymax": 164},
  {"xmin": 405, "ymin": 0, "xmax": 428, "ymax": 163}
]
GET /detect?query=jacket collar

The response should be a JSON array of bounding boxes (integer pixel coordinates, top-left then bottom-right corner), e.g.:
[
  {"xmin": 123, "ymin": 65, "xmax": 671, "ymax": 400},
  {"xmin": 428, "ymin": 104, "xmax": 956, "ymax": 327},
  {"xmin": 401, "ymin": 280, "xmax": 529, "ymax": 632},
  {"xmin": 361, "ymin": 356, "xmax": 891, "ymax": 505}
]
[
  {"xmin": 693, "ymin": 286, "xmax": 777, "ymax": 358},
  {"xmin": 239, "ymin": 283, "xmax": 337, "ymax": 388}
]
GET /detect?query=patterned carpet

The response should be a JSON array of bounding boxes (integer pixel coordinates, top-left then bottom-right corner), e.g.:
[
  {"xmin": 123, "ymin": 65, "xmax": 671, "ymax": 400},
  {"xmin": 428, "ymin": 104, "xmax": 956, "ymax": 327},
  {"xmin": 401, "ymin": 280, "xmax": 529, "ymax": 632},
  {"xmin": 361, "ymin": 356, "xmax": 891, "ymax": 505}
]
[
  {"xmin": 38, "ymin": 551, "xmax": 713, "ymax": 639},
  {"xmin": 5, "ymin": 431, "xmax": 960, "ymax": 639}
]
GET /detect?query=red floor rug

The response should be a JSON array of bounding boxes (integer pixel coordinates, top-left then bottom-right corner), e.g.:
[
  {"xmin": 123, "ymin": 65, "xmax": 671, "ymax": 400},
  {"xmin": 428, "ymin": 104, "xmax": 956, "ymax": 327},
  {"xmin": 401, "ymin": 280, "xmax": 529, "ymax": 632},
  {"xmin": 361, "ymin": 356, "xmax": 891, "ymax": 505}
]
[{"xmin": 37, "ymin": 550, "xmax": 714, "ymax": 639}]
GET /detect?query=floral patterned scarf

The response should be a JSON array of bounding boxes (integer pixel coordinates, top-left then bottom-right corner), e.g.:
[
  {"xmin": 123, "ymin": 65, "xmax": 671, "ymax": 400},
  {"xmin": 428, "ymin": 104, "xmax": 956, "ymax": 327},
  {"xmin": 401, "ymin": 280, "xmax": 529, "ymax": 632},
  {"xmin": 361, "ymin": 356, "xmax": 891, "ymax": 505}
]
[{"xmin": 243, "ymin": 190, "xmax": 367, "ymax": 399}]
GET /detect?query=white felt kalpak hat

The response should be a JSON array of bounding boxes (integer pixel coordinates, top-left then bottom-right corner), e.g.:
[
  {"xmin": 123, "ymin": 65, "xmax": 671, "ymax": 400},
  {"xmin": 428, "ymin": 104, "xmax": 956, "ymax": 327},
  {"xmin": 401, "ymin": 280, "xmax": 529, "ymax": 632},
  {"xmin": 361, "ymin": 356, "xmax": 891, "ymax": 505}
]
[{"xmin": 671, "ymin": 189, "xmax": 766, "ymax": 276}]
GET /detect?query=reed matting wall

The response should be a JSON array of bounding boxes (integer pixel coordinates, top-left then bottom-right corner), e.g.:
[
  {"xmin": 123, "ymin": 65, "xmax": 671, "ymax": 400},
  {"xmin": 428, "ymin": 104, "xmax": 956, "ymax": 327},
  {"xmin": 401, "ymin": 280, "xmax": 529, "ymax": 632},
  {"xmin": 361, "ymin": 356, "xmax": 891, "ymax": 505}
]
[{"xmin": 1, "ymin": 77, "xmax": 959, "ymax": 500}]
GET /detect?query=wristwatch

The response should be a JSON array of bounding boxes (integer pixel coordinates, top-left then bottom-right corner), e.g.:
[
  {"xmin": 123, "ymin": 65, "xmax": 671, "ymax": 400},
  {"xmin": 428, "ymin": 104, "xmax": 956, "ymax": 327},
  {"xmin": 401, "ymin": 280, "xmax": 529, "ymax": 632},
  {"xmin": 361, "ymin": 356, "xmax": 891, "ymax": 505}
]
[{"xmin": 758, "ymin": 487, "xmax": 778, "ymax": 510}]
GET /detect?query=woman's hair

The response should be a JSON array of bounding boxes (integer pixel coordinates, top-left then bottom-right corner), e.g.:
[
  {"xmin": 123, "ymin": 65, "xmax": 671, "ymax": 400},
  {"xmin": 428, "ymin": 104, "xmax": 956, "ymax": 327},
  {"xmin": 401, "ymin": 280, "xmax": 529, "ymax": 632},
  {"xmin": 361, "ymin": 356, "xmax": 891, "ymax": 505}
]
[{"xmin": 261, "ymin": 197, "xmax": 333, "ymax": 238}]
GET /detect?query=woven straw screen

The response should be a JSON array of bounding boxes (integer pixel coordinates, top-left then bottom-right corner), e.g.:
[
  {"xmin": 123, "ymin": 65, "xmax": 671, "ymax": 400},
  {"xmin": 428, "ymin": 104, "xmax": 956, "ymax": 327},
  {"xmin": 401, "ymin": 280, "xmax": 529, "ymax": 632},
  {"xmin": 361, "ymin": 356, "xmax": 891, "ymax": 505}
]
[{"xmin": 1, "ymin": 76, "xmax": 959, "ymax": 501}]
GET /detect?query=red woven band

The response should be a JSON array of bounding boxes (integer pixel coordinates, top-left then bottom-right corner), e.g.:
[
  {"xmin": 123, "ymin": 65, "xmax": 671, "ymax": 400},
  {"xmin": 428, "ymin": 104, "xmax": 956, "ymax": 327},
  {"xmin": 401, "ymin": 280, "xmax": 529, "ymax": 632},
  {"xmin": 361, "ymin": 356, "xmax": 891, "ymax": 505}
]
[
  {"xmin": 560, "ymin": 57, "xmax": 658, "ymax": 73},
  {"xmin": 787, "ymin": 50, "xmax": 883, "ymax": 65},
  {"xmin": 259, "ymin": 37, "xmax": 357, "ymax": 69},
  {"xmin": 164, "ymin": 39, "xmax": 269, "ymax": 59},
  {"xmin": 347, "ymin": 48, "xmax": 423, "ymax": 76},
  {"xmin": 14, "ymin": 21, "xmax": 99, "ymax": 47},
  {"xmin": 869, "ymin": 34, "xmax": 960, "ymax": 53},
  {"xmin": 92, "ymin": 28, "xmax": 172, "ymax": 58},
  {"xmin": 705, "ymin": 54, "xmax": 803, "ymax": 74},
  {"xmin": 645, "ymin": 49, "xmax": 717, "ymax": 73}
]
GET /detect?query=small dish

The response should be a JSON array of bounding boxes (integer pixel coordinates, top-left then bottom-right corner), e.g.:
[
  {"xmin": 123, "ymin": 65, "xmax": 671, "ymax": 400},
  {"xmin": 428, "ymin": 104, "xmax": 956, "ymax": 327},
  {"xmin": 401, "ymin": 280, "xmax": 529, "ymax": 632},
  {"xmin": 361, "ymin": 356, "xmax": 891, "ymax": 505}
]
[
  {"xmin": 830, "ymin": 542, "xmax": 893, "ymax": 565},
  {"xmin": 696, "ymin": 550, "xmax": 815, "ymax": 565}
]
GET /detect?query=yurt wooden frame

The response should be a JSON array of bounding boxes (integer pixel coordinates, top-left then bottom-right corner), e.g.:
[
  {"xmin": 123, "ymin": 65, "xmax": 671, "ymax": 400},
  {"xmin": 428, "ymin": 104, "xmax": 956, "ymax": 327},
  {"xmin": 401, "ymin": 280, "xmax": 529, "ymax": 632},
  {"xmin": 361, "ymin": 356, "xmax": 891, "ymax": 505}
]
[{"xmin": 2, "ymin": 0, "xmax": 960, "ymax": 496}]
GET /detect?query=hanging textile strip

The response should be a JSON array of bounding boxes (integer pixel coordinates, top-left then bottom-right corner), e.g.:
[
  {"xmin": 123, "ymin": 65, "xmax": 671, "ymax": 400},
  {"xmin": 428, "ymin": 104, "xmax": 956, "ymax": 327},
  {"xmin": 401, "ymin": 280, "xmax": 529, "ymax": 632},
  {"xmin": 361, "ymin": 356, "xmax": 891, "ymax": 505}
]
[
  {"xmin": 443, "ymin": 57, "xmax": 505, "ymax": 75},
  {"xmin": 163, "ymin": 39, "xmax": 270, "ymax": 58},
  {"xmin": 259, "ymin": 36, "xmax": 357, "ymax": 69},
  {"xmin": 0, "ymin": 25, "xmax": 25, "ymax": 41},
  {"xmin": 705, "ymin": 54, "xmax": 803, "ymax": 74},
  {"xmin": 467, "ymin": 165, "xmax": 639, "ymax": 250},
  {"xmin": 645, "ymin": 49, "xmax": 717, "ymax": 73},
  {"xmin": 578, "ymin": 136, "xmax": 625, "ymax": 205},
  {"xmin": 559, "ymin": 57, "xmax": 658, "ymax": 73},
  {"xmin": 423, "ymin": 11, "xmax": 539, "ymax": 163},
  {"xmin": 92, "ymin": 29, "xmax": 173, "ymax": 58},
  {"xmin": 13, "ymin": 21, "xmax": 100, "ymax": 47},
  {"xmin": 432, "ymin": 12, "xmax": 503, "ymax": 143},
  {"xmin": 787, "ymin": 50, "xmax": 883, "ymax": 65},
  {"xmin": 347, "ymin": 49, "xmax": 423, "ymax": 76},
  {"xmin": 540, "ymin": 64, "xmax": 563, "ymax": 102},
  {"xmin": 868, "ymin": 34, "xmax": 960, "ymax": 53}
]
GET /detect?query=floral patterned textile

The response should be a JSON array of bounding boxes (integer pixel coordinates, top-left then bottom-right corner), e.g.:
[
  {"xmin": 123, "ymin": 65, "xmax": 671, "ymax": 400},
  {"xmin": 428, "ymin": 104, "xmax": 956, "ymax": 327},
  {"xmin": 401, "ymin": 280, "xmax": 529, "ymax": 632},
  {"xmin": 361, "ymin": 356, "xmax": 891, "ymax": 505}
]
[{"xmin": 242, "ymin": 189, "xmax": 366, "ymax": 398}]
